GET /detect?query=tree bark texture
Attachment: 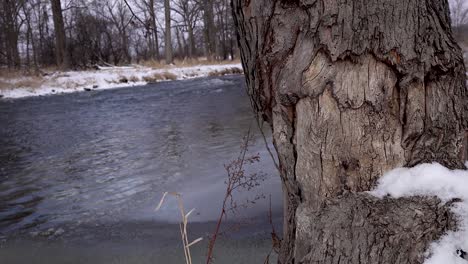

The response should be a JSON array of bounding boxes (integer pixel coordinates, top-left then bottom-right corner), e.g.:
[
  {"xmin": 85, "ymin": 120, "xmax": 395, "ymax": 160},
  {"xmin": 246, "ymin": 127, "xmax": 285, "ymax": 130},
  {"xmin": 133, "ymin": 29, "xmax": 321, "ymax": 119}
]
[
  {"xmin": 231, "ymin": 0, "xmax": 467, "ymax": 263},
  {"xmin": 149, "ymin": 0, "xmax": 160, "ymax": 60},
  {"xmin": 164, "ymin": 0, "xmax": 173, "ymax": 64},
  {"xmin": 1, "ymin": 0, "xmax": 21, "ymax": 69},
  {"xmin": 50, "ymin": 0, "xmax": 69, "ymax": 69},
  {"xmin": 203, "ymin": 0, "xmax": 217, "ymax": 60}
]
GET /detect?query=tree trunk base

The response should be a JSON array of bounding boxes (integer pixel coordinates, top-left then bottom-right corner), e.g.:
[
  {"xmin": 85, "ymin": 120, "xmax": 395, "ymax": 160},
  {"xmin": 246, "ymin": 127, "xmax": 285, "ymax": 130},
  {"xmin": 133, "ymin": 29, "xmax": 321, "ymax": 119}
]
[{"xmin": 295, "ymin": 193, "xmax": 457, "ymax": 264}]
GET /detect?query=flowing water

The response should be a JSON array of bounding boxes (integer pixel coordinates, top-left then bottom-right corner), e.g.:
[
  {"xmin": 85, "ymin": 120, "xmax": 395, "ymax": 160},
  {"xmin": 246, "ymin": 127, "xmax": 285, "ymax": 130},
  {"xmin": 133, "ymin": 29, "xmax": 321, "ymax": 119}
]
[{"xmin": 0, "ymin": 76, "xmax": 281, "ymax": 263}]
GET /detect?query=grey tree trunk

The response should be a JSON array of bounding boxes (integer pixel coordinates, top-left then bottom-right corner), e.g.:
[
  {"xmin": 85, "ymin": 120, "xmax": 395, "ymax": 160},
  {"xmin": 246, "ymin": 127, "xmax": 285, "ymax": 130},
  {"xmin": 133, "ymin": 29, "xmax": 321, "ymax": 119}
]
[
  {"xmin": 50, "ymin": 0, "xmax": 69, "ymax": 69},
  {"xmin": 203, "ymin": 0, "xmax": 217, "ymax": 61},
  {"xmin": 232, "ymin": 0, "xmax": 468, "ymax": 263},
  {"xmin": 188, "ymin": 25, "xmax": 195, "ymax": 58},
  {"xmin": 1, "ymin": 0, "xmax": 21, "ymax": 69},
  {"xmin": 164, "ymin": 0, "xmax": 173, "ymax": 64},
  {"xmin": 149, "ymin": 0, "xmax": 159, "ymax": 60}
]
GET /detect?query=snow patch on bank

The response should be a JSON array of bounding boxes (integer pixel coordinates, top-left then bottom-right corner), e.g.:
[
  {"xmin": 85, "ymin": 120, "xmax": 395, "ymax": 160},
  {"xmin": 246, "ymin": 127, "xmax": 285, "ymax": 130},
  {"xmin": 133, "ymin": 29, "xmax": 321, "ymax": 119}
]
[
  {"xmin": 0, "ymin": 63, "xmax": 242, "ymax": 99},
  {"xmin": 370, "ymin": 163, "xmax": 468, "ymax": 264}
]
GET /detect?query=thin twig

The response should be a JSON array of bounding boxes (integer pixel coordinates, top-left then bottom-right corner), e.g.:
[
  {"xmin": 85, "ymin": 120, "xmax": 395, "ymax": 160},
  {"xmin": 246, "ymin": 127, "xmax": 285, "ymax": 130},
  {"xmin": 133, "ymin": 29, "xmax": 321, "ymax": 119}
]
[
  {"xmin": 122, "ymin": 0, "xmax": 154, "ymax": 30},
  {"xmin": 255, "ymin": 116, "xmax": 280, "ymax": 172},
  {"xmin": 206, "ymin": 126, "xmax": 265, "ymax": 264}
]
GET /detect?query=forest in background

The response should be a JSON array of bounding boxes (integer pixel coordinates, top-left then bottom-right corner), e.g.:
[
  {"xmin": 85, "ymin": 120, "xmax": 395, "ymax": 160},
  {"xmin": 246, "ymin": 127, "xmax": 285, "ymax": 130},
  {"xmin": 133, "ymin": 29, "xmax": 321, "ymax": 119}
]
[
  {"xmin": 0, "ymin": 0, "xmax": 236, "ymax": 72},
  {"xmin": 1, "ymin": 0, "xmax": 468, "ymax": 73}
]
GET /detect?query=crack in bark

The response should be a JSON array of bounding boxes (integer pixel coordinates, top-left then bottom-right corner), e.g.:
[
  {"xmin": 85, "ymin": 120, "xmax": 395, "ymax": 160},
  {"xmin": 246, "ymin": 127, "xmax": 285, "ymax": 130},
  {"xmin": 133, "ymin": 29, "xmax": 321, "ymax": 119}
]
[{"xmin": 232, "ymin": 0, "xmax": 467, "ymax": 262}]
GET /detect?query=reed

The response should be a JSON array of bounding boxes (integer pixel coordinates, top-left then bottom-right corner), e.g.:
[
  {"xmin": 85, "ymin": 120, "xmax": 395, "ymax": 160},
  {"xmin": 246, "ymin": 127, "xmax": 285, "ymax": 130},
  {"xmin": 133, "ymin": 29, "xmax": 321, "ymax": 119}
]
[{"xmin": 156, "ymin": 192, "xmax": 203, "ymax": 264}]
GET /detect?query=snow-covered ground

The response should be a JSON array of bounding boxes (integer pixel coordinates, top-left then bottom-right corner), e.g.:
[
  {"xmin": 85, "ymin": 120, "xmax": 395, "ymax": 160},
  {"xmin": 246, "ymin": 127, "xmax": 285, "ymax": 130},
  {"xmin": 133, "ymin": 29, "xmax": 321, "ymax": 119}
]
[
  {"xmin": 371, "ymin": 163, "xmax": 468, "ymax": 264},
  {"xmin": 0, "ymin": 63, "xmax": 242, "ymax": 99}
]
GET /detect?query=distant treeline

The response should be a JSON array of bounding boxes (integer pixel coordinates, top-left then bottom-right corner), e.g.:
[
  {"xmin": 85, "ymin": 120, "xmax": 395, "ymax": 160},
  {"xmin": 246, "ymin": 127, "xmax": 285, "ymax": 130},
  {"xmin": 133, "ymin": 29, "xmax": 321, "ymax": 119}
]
[
  {"xmin": 1, "ymin": 0, "xmax": 467, "ymax": 72},
  {"xmin": 0, "ymin": 0, "xmax": 237, "ymax": 71}
]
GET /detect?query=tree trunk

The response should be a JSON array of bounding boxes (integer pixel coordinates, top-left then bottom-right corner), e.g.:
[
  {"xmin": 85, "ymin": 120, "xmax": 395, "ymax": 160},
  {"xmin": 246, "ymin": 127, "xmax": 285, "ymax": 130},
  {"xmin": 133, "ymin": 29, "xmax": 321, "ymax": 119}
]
[
  {"xmin": 188, "ymin": 25, "xmax": 195, "ymax": 58},
  {"xmin": 2, "ymin": 0, "xmax": 21, "ymax": 69},
  {"xmin": 175, "ymin": 26, "xmax": 184, "ymax": 58},
  {"xmin": 203, "ymin": 0, "xmax": 217, "ymax": 61},
  {"xmin": 149, "ymin": 0, "xmax": 159, "ymax": 60},
  {"xmin": 164, "ymin": 0, "xmax": 173, "ymax": 64},
  {"xmin": 50, "ymin": 0, "xmax": 69, "ymax": 69},
  {"xmin": 232, "ymin": 0, "xmax": 468, "ymax": 263}
]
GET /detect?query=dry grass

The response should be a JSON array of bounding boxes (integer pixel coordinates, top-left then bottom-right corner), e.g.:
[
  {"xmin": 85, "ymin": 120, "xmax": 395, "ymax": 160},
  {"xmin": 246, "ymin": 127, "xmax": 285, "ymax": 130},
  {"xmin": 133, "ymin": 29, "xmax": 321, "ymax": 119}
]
[
  {"xmin": 0, "ymin": 76, "xmax": 45, "ymax": 90},
  {"xmin": 0, "ymin": 68, "xmax": 49, "ymax": 91},
  {"xmin": 143, "ymin": 72, "xmax": 177, "ymax": 83},
  {"xmin": 13, "ymin": 77, "xmax": 45, "ymax": 89},
  {"xmin": 128, "ymin": 75, "xmax": 140, "ymax": 82},
  {"xmin": 140, "ymin": 59, "xmax": 166, "ymax": 69},
  {"xmin": 140, "ymin": 58, "xmax": 241, "ymax": 70},
  {"xmin": 208, "ymin": 67, "xmax": 244, "ymax": 77},
  {"xmin": 0, "ymin": 79, "xmax": 10, "ymax": 90},
  {"xmin": 0, "ymin": 69, "xmax": 29, "ymax": 79},
  {"xmin": 156, "ymin": 192, "xmax": 203, "ymax": 264},
  {"xmin": 0, "ymin": 66, "xmax": 61, "ymax": 79}
]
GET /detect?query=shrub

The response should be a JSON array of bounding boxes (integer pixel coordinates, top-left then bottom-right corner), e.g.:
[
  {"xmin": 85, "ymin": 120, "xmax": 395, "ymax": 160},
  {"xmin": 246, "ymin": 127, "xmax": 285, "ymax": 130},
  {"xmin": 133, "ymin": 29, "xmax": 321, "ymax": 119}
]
[
  {"xmin": 128, "ymin": 75, "xmax": 140, "ymax": 82},
  {"xmin": 119, "ymin": 76, "xmax": 129, "ymax": 83},
  {"xmin": 208, "ymin": 67, "xmax": 243, "ymax": 77},
  {"xmin": 143, "ymin": 72, "xmax": 178, "ymax": 83}
]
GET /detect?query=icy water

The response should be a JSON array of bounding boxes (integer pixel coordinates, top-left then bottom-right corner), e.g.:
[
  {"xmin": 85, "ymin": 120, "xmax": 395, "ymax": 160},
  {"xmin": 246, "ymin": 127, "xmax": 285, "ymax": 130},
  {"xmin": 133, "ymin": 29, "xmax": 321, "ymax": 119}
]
[{"xmin": 0, "ymin": 76, "xmax": 281, "ymax": 263}]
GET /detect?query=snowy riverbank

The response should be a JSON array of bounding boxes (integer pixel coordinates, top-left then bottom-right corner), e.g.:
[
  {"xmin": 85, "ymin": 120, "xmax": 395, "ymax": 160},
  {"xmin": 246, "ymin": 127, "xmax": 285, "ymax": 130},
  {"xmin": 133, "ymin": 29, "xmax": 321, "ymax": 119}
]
[{"xmin": 0, "ymin": 63, "xmax": 243, "ymax": 99}]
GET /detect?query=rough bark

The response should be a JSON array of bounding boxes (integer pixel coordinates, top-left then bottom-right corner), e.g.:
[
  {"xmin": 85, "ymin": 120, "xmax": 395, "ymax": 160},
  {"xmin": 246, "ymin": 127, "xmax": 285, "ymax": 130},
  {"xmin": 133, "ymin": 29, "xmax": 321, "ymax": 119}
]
[
  {"xmin": 1, "ymin": 0, "xmax": 22, "ymax": 69},
  {"xmin": 296, "ymin": 193, "xmax": 457, "ymax": 263},
  {"xmin": 203, "ymin": 0, "xmax": 217, "ymax": 60},
  {"xmin": 149, "ymin": 0, "xmax": 160, "ymax": 60},
  {"xmin": 164, "ymin": 0, "xmax": 173, "ymax": 64},
  {"xmin": 50, "ymin": 0, "xmax": 69, "ymax": 69},
  {"xmin": 231, "ymin": 0, "xmax": 468, "ymax": 263}
]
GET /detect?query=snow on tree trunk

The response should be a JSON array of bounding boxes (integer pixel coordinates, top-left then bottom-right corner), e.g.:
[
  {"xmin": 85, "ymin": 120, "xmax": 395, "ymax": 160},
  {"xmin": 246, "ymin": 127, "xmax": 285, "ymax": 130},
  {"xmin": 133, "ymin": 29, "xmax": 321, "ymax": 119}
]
[{"xmin": 232, "ymin": 0, "xmax": 468, "ymax": 263}]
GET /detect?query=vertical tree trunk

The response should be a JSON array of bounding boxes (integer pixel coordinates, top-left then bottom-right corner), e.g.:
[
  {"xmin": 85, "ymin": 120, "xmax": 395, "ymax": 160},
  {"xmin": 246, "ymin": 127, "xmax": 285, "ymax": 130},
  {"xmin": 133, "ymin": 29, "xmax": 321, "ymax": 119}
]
[
  {"xmin": 181, "ymin": 28, "xmax": 188, "ymax": 57},
  {"xmin": 232, "ymin": 0, "xmax": 467, "ymax": 263},
  {"xmin": 23, "ymin": 4, "xmax": 38, "ymax": 72},
  {"xmin": 2, "ymin": 0, "xmax": 21, "ymax": 69},
  {"xmin": 175, "ymin": 26, "xmax": 184, "ymax": 58},
  {"xmin": 121, "ymin": 29, "xmax": 131, "ymax": 64},
  {"xmin": 188, "ymin": 25, "xmax": 195, "ymax": 58},
  {"xmin": 149, "ymin": 0, "xmax": 159, "ymax": 60},
  {"xmin": 50, "ymin": 0, "xmax": 69, "ymax": 69},
  {"xmin": 164, "ymin": 0, "xmax": 173, "ymax": 64},
  {"xmin": 203, "ymin": 0, "xmax": 216, "ymax": 61}
]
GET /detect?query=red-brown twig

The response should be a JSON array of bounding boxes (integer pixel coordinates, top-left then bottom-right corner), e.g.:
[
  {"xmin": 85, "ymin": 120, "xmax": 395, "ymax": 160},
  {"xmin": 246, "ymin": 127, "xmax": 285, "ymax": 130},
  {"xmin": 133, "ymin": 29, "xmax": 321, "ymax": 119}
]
[{"xmin": 206, "ymin": 127, "xmax": 265, "ymax": 264}]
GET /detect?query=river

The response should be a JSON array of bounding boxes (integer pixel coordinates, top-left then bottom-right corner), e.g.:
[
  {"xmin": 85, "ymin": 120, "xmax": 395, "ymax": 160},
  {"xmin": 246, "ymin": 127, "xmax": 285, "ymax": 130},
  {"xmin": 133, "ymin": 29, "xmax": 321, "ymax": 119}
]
[{"xmin": 0, "ymin": 75, "xmax": 281, "ymax": 263}]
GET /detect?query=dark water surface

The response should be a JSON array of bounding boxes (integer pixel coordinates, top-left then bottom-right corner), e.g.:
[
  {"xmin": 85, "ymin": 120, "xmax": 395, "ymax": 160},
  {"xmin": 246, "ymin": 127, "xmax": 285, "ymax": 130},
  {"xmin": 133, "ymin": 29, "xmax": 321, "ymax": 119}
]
[{"xmin": 0, "ymin": 76, "xmax": 281, "ymax": 263}]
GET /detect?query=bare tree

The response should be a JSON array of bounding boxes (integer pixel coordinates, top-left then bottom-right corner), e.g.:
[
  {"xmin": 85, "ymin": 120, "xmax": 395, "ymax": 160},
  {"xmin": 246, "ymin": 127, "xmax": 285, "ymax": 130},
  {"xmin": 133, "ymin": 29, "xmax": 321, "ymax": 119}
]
[
  {"xmin": 164, "ymin": 0, "xmax": 173, "ymax": 64},
  {"xmin": 450, "ymin": 0, "xmax": 468, "ymax": 27},
  {"xmin": 232, "ymin": 0, "xmax": 467, "ymax": 263},
  {"xmin": 22, "ymin": 1, "xmax": 39, "ymax": 72},
  {"xmin": 172, "ymin": 0, "xmax": 201, "ymax": 58},
  {"xmin": 50, "ymin": 0, "xmax": 69, "ymax": 69},
  {"xmin": 0, "ymin": 0, "xmax": 239, "ymax": 69},
  {"xmin": 200, "ymin": 0, "xmax": 216, "ymax": 61},
  {"xmin": 104, "ymin": 0, "xmax": 134, "ymax": 64},
  {"xmin": 0, "ymin": 0, "xmax": 25, "ymax": 69},
  {"xmin": 123, "ymin": 0, "xmax": 160, "ymax": 60},
  {"xmin": 147, "ymin": 0, "xmax": 159, "ymax": 59}
]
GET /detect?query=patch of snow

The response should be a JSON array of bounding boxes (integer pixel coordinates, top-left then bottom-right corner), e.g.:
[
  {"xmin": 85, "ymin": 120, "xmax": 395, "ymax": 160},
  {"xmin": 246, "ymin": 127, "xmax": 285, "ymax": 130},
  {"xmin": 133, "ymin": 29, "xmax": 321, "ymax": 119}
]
[
  {"xmin": 0, "ymin": 63, "xmax": 242, "ymax": 99},
  {"xmin": 370, "ymin": 163, "xmax": 468, "ymax": 264}
]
